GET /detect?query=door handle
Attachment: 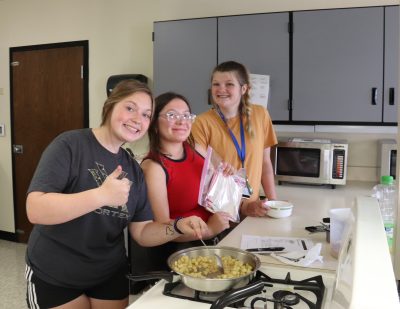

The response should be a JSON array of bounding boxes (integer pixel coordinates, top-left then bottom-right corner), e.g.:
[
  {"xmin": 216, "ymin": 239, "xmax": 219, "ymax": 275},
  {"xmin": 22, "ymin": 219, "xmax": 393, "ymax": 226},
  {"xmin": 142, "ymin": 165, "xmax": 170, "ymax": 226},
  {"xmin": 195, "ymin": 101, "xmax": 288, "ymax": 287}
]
[
  {"xmin": 389, "ymin": 88, "xmax": 395, "ymax": 106},
  {"xmin": 13, "ymin": 144, "xmax": 23, "ymax": 154},
  {"xmin": 371, "ymin": 87, "xmax": 378, "ymax": 105}
]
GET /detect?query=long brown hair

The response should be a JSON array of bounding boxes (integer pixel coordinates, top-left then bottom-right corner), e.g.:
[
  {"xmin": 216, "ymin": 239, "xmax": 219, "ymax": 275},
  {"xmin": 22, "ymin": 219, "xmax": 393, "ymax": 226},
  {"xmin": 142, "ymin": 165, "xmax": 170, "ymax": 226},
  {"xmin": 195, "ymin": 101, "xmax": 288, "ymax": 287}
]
[
  {"xmin": 147, "ymin": 92, "xmax": 195, "ymax": 165},
  {"xmin": 101, "ymin": 79, "xmax": 153, "ymax": 126},
  {"xmin": 211, "ymin": 61, "xmax": 253, "ymax": 137}
]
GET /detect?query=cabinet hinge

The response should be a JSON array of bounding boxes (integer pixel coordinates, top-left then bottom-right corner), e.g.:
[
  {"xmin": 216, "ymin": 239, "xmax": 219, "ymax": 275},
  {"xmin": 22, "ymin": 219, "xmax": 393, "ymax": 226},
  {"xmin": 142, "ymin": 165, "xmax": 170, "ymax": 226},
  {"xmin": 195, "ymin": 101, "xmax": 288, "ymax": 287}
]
[
  {"xmin": 288, "ymin": 99, "xmax": 292, "ymax": 111},
  {"xmin": 10, "ymin": 61, "xmax": 20, "ymax": 67}
]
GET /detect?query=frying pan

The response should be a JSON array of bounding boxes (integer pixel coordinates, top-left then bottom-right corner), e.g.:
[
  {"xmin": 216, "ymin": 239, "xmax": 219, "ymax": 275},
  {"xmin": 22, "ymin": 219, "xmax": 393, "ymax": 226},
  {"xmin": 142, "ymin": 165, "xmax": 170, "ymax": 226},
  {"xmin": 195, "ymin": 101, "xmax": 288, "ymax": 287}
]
[{"xmin": 127, "ymin": 246, "xmax": 260, "ymax": 292}]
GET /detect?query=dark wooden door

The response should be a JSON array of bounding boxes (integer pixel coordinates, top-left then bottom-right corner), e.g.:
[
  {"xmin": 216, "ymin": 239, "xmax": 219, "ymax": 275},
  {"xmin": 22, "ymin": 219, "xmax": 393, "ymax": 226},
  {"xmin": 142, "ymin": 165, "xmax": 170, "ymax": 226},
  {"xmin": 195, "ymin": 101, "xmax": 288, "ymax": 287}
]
[{"xmin": 11, "ymin": 41, "xmax": 88, "ymax": 243}]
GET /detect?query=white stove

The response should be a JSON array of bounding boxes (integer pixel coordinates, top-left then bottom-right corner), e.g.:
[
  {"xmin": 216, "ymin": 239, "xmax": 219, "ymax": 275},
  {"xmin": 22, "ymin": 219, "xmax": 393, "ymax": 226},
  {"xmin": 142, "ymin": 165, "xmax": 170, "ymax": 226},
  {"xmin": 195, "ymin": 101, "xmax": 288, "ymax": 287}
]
[
  {"xmin": 128, "ymin": 254, "xmax": 335, "ymax": 309},
  {"xmin": 128, "ymin": 196, "xmax": 399, "ymax": 309}
]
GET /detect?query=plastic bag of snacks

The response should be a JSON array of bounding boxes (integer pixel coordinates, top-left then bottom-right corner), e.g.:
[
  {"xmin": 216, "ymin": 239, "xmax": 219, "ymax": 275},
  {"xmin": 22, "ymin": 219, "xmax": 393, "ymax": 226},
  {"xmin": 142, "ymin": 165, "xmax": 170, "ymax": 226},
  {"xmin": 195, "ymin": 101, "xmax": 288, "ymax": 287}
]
[{"xmin": 198, "ymin": 147, "xmax": 245, "ymax": 222}]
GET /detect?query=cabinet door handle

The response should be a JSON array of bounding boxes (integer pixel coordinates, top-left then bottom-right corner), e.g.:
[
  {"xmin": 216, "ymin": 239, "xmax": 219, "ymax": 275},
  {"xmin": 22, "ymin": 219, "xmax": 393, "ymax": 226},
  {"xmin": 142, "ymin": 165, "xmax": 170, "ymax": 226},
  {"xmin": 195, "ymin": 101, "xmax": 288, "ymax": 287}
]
[
  {"xmin": 389, "ymin": 88, "xmax": 395, "ymax": 106},
  {"xmin": 371, "ymin": 87, "xmax": 378, "ymax": 105}
]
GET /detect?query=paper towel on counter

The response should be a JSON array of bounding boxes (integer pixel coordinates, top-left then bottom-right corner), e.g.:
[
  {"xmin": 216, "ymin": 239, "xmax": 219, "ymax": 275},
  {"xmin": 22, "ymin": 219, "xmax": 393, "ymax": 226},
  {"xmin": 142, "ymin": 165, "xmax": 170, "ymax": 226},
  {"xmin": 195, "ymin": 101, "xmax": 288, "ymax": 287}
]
[{"xmin": 270, "ymin": 243, "xmax": 323, "ymax": 267}]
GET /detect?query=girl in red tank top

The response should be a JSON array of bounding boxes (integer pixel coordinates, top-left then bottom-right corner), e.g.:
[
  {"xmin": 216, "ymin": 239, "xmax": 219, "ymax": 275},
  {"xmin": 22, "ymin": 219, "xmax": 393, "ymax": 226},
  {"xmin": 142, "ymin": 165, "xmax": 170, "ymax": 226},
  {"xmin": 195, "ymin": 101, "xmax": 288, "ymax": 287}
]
[{"xmin": 141, "ymin": 92, "xmax": 232, "ymax": 242}]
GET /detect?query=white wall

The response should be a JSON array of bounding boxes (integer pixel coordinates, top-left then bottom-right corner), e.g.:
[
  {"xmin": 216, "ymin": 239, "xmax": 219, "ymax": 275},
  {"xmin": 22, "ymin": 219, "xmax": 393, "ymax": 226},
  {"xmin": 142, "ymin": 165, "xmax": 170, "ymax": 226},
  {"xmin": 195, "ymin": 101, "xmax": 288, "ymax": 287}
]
[{"xmin": 0, "ymin": 0, "xmax": 397, "ymax": 233}]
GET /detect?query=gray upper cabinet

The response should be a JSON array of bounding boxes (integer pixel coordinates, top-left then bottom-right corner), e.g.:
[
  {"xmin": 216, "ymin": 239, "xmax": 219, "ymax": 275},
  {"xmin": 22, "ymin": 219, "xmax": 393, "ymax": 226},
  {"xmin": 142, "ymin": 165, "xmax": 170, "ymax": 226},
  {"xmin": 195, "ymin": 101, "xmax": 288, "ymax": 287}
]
[
  {"xmin": 383, "ymin": 6, "xmax": 399, "ymax": 123},
  {"xmin": 153, "ymin": 6, "xmax": 398, "ymax": 124},
  {"xmin": 292, "ymin": 7, "xmax": 384, "ymax": 122},
  {"xmin": 218, "ymin": 13, "xmax": 290, "ymax": 121},
  {"xmin": 153, "ymin": 18, "xmax": 217, "ymax": 115}
]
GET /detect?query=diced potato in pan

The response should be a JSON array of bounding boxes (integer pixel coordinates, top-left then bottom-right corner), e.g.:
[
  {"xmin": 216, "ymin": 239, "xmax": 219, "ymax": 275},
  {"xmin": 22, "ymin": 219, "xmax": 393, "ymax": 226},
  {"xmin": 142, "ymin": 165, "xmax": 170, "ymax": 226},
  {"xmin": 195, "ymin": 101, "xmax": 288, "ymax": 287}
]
[{"xmin": 172, "ymin": 255, "xmax": 252, "ymax": 279}]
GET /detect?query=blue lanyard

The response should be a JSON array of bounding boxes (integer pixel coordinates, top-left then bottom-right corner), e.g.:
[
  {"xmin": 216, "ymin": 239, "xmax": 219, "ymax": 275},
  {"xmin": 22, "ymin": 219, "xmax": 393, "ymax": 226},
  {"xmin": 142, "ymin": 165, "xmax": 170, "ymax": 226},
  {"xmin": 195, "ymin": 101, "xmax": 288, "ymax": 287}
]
[{"xmin": 217, "ymin": 108, "xmax": 246, "ymax": 167}]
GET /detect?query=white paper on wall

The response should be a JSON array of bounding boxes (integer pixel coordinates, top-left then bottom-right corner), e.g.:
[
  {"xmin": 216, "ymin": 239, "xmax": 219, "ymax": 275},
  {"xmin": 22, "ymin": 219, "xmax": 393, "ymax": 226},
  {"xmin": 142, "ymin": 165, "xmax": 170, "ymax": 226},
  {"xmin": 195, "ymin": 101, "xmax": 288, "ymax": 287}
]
[{"xmin": 249, "ymin": 73, "xmax": 270, "ymax": 108}]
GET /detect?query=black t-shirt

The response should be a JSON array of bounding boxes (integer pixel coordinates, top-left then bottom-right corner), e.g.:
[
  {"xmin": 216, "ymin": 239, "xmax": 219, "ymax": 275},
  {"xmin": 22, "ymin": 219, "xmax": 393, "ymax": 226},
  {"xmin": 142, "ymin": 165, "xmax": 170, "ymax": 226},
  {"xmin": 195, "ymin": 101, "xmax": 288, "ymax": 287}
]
[{"xmin": 26, "ymin": 129, "xmax": 153, "ymax": 288}]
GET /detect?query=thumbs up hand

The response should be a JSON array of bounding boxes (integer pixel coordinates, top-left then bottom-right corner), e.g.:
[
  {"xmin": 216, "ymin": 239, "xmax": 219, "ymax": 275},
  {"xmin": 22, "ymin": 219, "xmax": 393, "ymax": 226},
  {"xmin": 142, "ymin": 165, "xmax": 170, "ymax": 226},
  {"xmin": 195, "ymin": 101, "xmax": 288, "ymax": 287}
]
[{"xmin": 99, "ymin": 165, "xmax": 131, "ymax": 207}]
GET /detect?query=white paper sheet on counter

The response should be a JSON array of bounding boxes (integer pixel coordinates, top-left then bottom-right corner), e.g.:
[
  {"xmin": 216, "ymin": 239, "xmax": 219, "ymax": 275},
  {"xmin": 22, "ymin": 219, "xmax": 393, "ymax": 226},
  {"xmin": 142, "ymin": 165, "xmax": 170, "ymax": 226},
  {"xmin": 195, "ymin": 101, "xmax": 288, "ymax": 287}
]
[
  {"xmin": 241, "ymin": 235, "xmax": 314, "ymax": 252},
  {"xmin": 270, "ymin": 243, "xmax": 323, "ymax": 267}
]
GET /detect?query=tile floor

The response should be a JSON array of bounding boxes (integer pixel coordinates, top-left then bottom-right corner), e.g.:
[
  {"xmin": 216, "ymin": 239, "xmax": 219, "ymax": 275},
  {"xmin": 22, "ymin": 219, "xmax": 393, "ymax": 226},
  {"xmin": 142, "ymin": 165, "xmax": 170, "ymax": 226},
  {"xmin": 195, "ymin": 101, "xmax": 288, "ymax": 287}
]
[
  {"xmin": 0, "ymin": 239, "xmax": 27, "ymax": 308},
  {"xmin": 0, "ymin": 239, "xmax": 142, "ymax": 308}
]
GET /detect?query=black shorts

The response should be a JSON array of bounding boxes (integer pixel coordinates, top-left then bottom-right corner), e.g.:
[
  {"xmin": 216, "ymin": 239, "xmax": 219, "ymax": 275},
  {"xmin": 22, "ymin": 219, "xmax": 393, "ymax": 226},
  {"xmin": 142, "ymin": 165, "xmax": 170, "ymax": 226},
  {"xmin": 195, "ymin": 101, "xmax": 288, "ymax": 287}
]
[{"xmin": 25, "ymin": 263, "xmax": 129, "ymax": 308}]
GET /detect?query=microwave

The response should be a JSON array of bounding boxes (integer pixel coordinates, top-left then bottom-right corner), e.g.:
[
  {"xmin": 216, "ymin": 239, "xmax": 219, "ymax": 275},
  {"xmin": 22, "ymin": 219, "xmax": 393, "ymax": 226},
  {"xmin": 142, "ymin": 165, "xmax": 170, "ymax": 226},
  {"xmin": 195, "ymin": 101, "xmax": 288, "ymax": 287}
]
[
  {"xmin": 272, "ymin": 138, "xmax": 348, "ymax": 188},
  {"xmin": 379, "ymin": 139, "xmax": 397, "ymax": 180}
]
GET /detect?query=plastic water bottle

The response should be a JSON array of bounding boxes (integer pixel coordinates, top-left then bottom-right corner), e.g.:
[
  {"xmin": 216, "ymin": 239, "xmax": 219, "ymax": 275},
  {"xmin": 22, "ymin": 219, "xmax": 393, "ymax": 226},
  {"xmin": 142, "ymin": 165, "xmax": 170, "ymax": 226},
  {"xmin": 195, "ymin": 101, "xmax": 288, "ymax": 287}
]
[{"xmin": 372, "ymin": 175, "xmax": 397, "ymax": 253}]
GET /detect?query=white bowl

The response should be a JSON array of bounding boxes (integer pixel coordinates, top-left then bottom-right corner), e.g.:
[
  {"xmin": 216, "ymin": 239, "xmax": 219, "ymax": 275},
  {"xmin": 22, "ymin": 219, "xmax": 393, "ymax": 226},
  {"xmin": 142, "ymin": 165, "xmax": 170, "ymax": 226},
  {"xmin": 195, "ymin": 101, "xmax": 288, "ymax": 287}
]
[{"xmin": 264, "ymin": 200, "xmax": 293, "ymax": 218}]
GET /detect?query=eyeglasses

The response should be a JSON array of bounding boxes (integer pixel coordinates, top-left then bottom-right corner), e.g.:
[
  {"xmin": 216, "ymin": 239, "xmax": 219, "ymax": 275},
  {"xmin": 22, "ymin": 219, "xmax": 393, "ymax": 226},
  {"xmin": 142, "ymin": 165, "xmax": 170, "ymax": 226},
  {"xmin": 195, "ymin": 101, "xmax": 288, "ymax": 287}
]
[{"xmin": 159, "ymin": 112, "xmax": 196, "ymax": 123}]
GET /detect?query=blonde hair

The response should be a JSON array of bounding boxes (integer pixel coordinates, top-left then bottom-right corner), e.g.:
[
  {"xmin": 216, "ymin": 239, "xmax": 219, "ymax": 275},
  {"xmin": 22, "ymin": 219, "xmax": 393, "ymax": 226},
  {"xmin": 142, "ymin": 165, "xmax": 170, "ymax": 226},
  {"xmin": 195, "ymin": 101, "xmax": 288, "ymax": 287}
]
[{"xmin": 211, "ymin": 61, "xmax": 253, "ymax": 137}]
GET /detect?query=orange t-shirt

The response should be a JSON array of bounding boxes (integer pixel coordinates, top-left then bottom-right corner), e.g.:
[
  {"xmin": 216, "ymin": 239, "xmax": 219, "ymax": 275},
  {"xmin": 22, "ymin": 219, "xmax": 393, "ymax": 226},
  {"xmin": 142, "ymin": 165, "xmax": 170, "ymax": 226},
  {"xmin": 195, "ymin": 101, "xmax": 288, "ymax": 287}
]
[{"xmin": 191, "ymin": 104, "xmax": 277, "ymax": 201}]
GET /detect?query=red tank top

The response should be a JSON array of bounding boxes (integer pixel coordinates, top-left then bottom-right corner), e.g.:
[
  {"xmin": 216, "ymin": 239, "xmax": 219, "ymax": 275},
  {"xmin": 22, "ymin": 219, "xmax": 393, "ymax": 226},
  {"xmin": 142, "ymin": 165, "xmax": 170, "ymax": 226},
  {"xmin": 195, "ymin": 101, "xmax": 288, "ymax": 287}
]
[{"xmin": 159, "ymin": 143, "xmax": 210, "ymax": 222}]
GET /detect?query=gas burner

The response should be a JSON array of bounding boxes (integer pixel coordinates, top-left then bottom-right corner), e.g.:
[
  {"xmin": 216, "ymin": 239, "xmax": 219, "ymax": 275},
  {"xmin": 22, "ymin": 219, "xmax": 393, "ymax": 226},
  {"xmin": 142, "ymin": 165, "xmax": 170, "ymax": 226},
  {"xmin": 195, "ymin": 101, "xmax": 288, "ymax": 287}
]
[
  {"xmin": 198, "ymin": 290, "xmax": 226, "ymax": 302},
  {"xmin": 273, "ymin": 290, "xmax": 301, "ymax": 306},
  {"xmin": 163, "ymin": 281, "xmax": 228, "ymax": 304},
  {"xmin": 248, "ymin": 290, "xmax": 301, "ymax": 309}
]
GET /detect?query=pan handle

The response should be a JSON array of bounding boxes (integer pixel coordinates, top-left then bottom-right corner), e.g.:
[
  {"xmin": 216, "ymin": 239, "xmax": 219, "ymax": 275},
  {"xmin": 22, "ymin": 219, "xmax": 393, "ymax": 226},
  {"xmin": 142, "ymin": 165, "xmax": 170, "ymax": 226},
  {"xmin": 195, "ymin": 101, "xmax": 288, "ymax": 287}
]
[
  {"xmin": 210, "ymin": 280, "xmax": 265, "ymax": 309},
  {"xmin": 126, "ymin": 271, "xmax": 174, "ymax": 282}
]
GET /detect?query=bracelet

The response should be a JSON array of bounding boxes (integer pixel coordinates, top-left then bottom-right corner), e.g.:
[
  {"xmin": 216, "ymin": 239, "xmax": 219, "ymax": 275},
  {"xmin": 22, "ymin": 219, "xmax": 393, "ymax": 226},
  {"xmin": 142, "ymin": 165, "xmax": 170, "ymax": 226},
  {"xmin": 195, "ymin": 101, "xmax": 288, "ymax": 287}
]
[{"xmin": 173, "ymin": 216, "xmax": 184, "ymax": 235}]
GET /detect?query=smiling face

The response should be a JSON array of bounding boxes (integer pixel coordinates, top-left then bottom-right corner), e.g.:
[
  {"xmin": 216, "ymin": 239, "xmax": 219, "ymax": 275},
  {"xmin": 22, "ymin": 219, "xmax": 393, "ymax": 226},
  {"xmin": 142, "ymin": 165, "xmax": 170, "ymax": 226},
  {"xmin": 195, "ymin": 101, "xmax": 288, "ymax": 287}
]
[
  {"xmin": 108, "ymin": 91, "xmax": 152, "ymax": 144},
  {"xmin": 158, "ymin": 98, "xmax": 192, "ymax": 144},
  {"xmin": 211, "ymin": 71, "xmax": 248, "ymax": 117}
]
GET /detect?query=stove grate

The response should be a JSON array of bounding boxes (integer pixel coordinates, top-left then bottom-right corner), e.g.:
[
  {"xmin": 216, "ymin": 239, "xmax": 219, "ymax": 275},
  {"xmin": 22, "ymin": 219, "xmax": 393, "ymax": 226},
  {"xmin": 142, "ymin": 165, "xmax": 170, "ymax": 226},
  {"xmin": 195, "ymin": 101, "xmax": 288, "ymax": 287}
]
[
  {"xmin": 253, "ymin": 271, "xmax": 325, "ymax": 308},
  {"xmin": 163, "ymin": 270, "xmax": 325, "ymax": 309}
]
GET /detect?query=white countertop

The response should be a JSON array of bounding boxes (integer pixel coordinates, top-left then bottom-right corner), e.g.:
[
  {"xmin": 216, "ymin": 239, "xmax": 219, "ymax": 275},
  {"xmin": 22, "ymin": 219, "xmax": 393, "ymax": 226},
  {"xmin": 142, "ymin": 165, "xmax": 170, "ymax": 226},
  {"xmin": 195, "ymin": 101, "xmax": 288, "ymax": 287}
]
[{"xmin": 219, "ymin": 181, "xmax": 374, "ymax": 273}]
